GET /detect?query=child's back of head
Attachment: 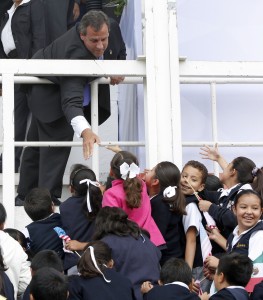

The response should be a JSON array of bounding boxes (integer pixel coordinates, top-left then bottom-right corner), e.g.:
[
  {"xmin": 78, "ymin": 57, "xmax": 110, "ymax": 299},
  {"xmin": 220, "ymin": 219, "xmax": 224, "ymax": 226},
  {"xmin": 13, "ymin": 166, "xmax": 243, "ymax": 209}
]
[
  {"xmin": 205, "ymin": 174, "xmax": 223, "ymax": 191},
  {"xmin": 31, "ymin": 250, "xmax": 64, "ymax": 274},
  {"xmin": 24, "ymin": 188, "xmax": 53, "ymax": 221},
  {"xmin": 216, "ymin": 253, "xmax": 253, "ymax": 288},
  {"xmin": 0, "ymin": 203, "xmax": 7, "ymax": 228},
  {"xmin": 30, "ymin": 267, "xmax": 68, "ymax": 300},
  {"xmin": 160, "ymin": 257, "xmax": 192, "ymax": 286}
]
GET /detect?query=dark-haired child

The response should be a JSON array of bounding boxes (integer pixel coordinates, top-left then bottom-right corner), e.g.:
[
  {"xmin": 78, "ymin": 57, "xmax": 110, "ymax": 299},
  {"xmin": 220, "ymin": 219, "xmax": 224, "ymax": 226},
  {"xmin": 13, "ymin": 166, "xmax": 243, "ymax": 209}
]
[
  {"xmin": 23, "ymin": 188, "xmax": 63, "ymax": 258},
  {"xmin": 23, "ymin": 249, "xmax": 64, "ymax": 300},
  {"xmin": 0, "ymin": 248, "xmax": 14, "ymax": 300},
  {"xmin": 68, "ymin": 240, "xmax": 135, "ymax": 300},
  {"xmin": 199, "ymin": 145, "xmax": 263, "ymax": 241},
  {"xmin": 60, "ymin": 164, "xmax": 102, "ymax": 273},
  {"xmin": 205, "ymin": 190, "xmax": 263, "ymax": 293},
  {"xmin": 205, "ymin": 174, "xmax": 223, "ymax": 192},
  {"xmin": 201, "ymin": 253, "xmax": 252, "ymax": 300},
  {"xmin": 144, "ymin": 161, "xmax": 186, "ymax": 265},
  {"xmin": 30, "ymin": 267, "xmax": 68, "ymax": 300},
  {"xmin": 0, "ymin": 203, "xmax": 31, "ymax": 299},
  {"xmin": 93, "ymin": 206, "xmax": 161, "ymax": 300},
  {"xmin": 180, "ymin": 160, "xmax": 214, "ymax": 292},
  {"xmin": 141, "ymin": 257, "xmax": 200, "ymax": 300},
  {"xmin": 102, "ymin": 151, "xmax": 165, "ymax": 247}
]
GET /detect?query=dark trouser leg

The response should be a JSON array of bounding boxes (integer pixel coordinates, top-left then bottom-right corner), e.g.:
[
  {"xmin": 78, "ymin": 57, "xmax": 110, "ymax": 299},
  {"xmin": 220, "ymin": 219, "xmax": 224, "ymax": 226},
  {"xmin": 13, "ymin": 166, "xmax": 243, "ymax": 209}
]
[
  {"xmin": 14, "ymin": 84, "xmax": 29, "ymax": 172},
  {"xmin": 37, "ymin": 117, "xmax": 73, "ymax": 198},
  {"xmin": 17, "ymin": 117, "xmax": 40, "ymax": 197}
]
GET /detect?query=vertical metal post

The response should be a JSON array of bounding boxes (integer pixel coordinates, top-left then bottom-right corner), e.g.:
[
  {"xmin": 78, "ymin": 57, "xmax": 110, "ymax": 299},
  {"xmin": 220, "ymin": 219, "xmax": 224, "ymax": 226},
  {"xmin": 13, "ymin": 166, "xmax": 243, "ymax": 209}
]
[
  {"xmin": 168, "ymin": 0, "xmax": 183, "ymax": 169},
  {"xmin": 2, "ymin": 73, "xmax": 15, "ymax": 227},
  {"xmin": 90, "ymin": 81, "xmax": 99, "ymax": 178},
  {"xmin": 210, "ymin": 82, "xmax": 219, "ymax": 176}
]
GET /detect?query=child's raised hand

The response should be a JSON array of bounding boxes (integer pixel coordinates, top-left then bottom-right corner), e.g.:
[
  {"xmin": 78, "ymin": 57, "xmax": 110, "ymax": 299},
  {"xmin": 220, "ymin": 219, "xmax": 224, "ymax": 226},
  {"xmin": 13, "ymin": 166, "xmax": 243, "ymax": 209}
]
[
  {"xmin": 141, "ymin": 281, "xmax": 153, "ymax": 294},
  {"xmin": 204, "ymin": 255, "xmax": 219, "ymax": 270},
  {"xmin": 200, "ymin": 143, "xmax": 220, "ymax": 161},
  {"xmin": 199, "ymin": 292, "xmax": 210, "ymax": 300},
  {"xmin": 198, "ymin": 200, "xmax": 212, "ymax": 212}
]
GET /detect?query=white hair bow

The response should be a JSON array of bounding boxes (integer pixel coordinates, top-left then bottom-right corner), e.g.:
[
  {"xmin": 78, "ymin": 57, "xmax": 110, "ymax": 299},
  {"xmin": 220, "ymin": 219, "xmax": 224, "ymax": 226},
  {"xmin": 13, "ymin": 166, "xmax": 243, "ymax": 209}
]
[
  {"xmin": 89, "ymin": 246, "xmax": 111, "ymax": 283},
  {"xmin": 120, "ymin": 162, "xmax": 140, "ymax": 180},
  {"xmin": 163, "ymin": 186, "xmax": 177, "ymax": 198},
  {"xmin": 79, "ymin": 179, "xmax": 100, "ymax": 212}
]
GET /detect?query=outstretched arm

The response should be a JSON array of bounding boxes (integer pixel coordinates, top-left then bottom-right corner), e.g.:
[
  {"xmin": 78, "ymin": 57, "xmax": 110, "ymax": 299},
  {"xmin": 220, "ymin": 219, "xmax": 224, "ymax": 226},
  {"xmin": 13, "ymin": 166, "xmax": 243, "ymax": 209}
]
[{"xmin": 200, "ymin": 143, "xmax": 228, "ymax": 170}]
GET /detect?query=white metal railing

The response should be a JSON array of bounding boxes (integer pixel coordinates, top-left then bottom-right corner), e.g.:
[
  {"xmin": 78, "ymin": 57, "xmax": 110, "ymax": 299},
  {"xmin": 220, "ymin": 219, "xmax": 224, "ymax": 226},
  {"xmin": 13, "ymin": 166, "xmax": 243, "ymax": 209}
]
[{"xmin": 2, "ymin": 59, "xmax": 263, "ymax": 227}]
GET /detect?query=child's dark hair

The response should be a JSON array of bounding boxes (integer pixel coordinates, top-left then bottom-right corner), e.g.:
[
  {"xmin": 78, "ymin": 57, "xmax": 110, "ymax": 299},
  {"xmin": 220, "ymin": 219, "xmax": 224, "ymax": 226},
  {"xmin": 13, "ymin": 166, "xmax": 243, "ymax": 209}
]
[
  {"xmin": 93, "ymin": 206, "xmax": 146, "ymax": 240},
  {"xmin": 30, "ymin": 267, "xmax": 68, "ymax": 300},
  {"xmin": 31, "ymin": 250, "xmax": 64, "ymax": 273},
  {"xmin": 205, "ymin": 174, "xmax": 223, "ymax": 191},
  {"xmin": 155, "ymin": 161, "xmax": 186, "ymax": 215},
  {"xmin": 183, "ymin": 160, "xmax": 208, "ymax": 184},
  {"xmin": 160, "ymin": 257, "xmax": 192, "ymax": 285},
  {"xmin": 70, "ymin": 164, "xmax": 102, "ymax": 220},
  {"xmin": 0, "ymin": 203, "xmax": 7, "ymax": 225},
  {"xmin": 24, "ymin": 188, "xmax": 53, "ymax": 221},
  {"xmin": 110, "ymin": 151, "xmax": 142, "ymax": 208},
  {"xmin": 231, "ymin": 157, "xmax": 257, "ymax": 184},
  {"xmin": 251, "ymin": 166, "xmax": 263, "ymax": 200},
  {"xmin": 78, "ymin": 241, "xmax": 111, "ymax": 278},
  {"xmin": 234, "ymin": 189, "xmax": 263, "ymax": 208},
  {"xmin": 217, "ymin": 253, "xmax": 253, "ymax": 286},
  {"xmin": 4, "ymin": 228, "xmax": 27, "ymax": 250}
]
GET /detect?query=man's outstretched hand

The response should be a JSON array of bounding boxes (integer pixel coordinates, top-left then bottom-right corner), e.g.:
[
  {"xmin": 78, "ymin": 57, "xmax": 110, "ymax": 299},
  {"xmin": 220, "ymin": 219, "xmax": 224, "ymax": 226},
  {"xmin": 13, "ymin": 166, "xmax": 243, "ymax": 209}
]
[{"xmin": 81, "ymin": 128, "xmax": 101, "ymax": 159}]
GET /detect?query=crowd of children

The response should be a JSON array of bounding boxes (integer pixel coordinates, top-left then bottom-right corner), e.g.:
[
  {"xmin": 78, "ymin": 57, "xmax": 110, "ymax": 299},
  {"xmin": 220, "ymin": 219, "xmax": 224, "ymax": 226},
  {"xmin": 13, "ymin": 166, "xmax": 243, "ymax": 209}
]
[{"xmin": 0, "ymin": 145, "xmax": 263, "ymax": 300}]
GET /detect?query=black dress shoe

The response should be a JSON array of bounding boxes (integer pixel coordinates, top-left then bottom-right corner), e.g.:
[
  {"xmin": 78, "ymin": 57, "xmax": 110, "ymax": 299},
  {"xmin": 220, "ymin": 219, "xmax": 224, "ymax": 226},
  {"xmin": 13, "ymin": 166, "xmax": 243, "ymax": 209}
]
[{"xmin": 15, "ymin": 195, "xmax": 25, "ymax": 206}]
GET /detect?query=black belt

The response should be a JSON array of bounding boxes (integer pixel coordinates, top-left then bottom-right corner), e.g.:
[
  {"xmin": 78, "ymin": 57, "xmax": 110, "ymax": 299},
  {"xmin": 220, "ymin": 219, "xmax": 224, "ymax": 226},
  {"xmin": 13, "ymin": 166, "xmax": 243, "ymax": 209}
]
[{"xmin": 7, "ymin": 49, "xmax": 18, "ymax": 58}]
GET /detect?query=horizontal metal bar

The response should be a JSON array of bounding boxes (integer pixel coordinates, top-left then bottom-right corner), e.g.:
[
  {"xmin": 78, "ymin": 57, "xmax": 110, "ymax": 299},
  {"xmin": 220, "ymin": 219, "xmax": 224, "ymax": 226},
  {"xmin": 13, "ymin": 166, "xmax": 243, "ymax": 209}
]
[{"xmin": 182, "ymin": 142, "xmax": 263, "ymax": 147}]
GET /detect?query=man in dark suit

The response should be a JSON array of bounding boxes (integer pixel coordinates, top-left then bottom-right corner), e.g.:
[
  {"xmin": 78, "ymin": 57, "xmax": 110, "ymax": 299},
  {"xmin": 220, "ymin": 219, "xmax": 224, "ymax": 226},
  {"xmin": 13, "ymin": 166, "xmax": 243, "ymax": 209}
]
[{"xmin": 16, "ymin": 10, "xmax": 126, "ymax": 205}]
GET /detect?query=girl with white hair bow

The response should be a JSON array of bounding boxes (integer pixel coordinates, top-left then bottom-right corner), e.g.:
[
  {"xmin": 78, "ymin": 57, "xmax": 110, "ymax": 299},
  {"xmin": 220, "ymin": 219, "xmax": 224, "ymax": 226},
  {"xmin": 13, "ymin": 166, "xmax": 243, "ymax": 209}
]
[{"xmin": 102, "ymin": 151, "xmax": 165, "ymax": 248}]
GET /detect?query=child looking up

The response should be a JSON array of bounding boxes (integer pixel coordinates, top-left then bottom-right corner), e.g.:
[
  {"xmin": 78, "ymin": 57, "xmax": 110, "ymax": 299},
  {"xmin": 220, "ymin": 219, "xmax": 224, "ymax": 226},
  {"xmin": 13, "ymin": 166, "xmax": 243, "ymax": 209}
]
[
  {"xmin": 201, "ymin": 253, "xmax": 252, "ymax": 300},
  {"xmin": 102, "ymin": 151, "xmax": 165, "ymax": 247},
  {"xmin": 23, "ymin": 188, "xmax": 63, "ymax": 258},
  {"xmin": 199, "ymin": 144, "xmax": 263, "ymax": 241},
  {"xmin": 68, "ymin": 240, "xmax": 135, "ymax": 300},
  {"xmin": 144, "ymin": 161, "xmax": 186, "ymax": 265},
  {"xmin": 141, "ymin": 257, "xmax": 200, "ymax": 300},
  {"xmin": 60, "ymin": 164, "xmax": 102, "ymax": 273}
]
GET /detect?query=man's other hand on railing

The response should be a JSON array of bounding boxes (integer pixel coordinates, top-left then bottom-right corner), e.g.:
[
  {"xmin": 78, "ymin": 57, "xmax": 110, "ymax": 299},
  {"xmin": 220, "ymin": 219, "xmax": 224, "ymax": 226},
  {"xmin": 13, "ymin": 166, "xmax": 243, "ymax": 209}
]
[
  {"xmin": 81, "ymin": 128, "xmax": 101, "ymax": 159},
  {"xmin": 110, "ymin": 76, "xmax": 125, "ymax": 86}
]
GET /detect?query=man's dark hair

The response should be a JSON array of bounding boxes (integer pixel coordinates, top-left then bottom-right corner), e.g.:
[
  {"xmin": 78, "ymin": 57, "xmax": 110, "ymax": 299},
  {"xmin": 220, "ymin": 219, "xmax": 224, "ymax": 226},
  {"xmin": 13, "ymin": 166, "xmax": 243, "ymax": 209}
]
[
  {"xmin": 24, "ymin": 188, "xmax": 53, "ymax": 221},
  {"xmin": 0, "ymin": 203, "xmax": 7, "ymax": 225},
  {"xmin": 31, "ymin": 250, "xmax": 64, "ymax": 273},
  {"xmin": 217, "ymin": 253, "xmax": 253, "ymax": 287},
  {"xmin": 160, "ymin": 257, "xmax": 192, "ymax": 285},
  {"xmin": 78, "ymin": 10, "xmax": 109, "ymax": 35},
  {"xmin": 30, "ymin": 267, "xmax": 68, "ymax": 300}
]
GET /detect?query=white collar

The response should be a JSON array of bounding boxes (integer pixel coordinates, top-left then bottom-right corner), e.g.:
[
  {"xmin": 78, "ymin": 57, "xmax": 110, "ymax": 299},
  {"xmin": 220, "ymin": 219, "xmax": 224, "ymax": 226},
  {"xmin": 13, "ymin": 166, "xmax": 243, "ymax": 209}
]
[
  {"xmin": 233, "ymin": 220, "xmax": 262, "ymax": 237},
  {"xmin": 164, "ymin": 281, "xmax": 189, "ymax": 290},
  {"xmin": 227, "ymin": 286, "xmax": 245, "ymax": 290}
]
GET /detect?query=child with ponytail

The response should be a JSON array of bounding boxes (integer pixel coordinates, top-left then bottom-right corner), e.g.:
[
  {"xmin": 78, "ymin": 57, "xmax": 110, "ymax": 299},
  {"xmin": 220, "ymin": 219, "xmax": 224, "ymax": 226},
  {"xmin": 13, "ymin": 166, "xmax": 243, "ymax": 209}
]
[{"xmin": 102, "ymin": 151, "xmax": 165, "ymax": 247}]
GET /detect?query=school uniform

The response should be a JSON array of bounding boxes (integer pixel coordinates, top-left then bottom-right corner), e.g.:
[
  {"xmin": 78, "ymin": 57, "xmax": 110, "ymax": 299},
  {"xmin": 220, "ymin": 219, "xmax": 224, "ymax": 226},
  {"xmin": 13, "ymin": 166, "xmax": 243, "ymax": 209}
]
[
  {"xmin": 143, "ymin": 282, "xmax": 200, "ymax": 300},
  {"xmin": 206, "ymin": 184, "xmax": 251, "ymax": 239},
  {"xmin": 68, "ymin": 268, "xmax": 136, "ymax": 300},
  {"xmin": 60, "ymin": 196, "xmax": 95, "ymax": 270},
  {"xmin": 1, "ymin": 271, "xmax": 15, "ymax": 300},
  {"xmin": 210, "ymin": 287, "xmax": 249, "ymax": 300},
  {"xmin": 151, "ymin": 192, "xmax": 186, "ymax": 265},
  {"xmin": 102, "ymin": 179, "xmax": 165, "ymax": 247},
  {"xmin": 101, "ymin": 233, "xmax": 161, "ymax": 300},
  {"xmin": 23, "ymin": 213, "xmax": 64, "ymax": 258},
  {"xmin": 251, "ymin": 281, "xmax": 263, "ymax": 300}
]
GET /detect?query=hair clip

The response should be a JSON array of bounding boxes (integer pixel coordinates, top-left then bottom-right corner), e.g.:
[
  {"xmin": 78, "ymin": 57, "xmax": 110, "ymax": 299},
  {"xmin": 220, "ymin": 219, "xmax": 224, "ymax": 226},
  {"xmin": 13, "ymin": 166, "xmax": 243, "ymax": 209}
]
[
  {"xmin": 163, "ymin": 186, "xmax": 177, "ymax": 198},
  {"xmin": 252, "ymin": 167, "xmax": 259, "ymax": 177},
  {"xmin": 120, "ymin": 162, "xmax": 140, "ymax": 180}
]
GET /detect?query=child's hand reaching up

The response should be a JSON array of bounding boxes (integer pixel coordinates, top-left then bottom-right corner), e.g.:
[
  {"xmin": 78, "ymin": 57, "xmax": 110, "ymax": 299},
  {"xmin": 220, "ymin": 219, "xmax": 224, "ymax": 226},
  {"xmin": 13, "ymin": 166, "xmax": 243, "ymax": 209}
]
[
  {"xmin": 141, "ymin": 281, "xmax": 154, "ymax": 294},
  {"xmin": 200, "ymin": 143, "xmax": 220, "ymax": 161},
  {"xmin": 199, "ymin": 292, "xmax": 210, "ymax": 300}
]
